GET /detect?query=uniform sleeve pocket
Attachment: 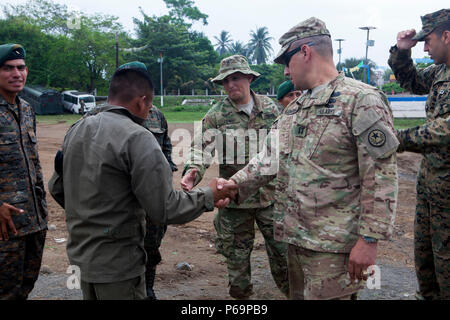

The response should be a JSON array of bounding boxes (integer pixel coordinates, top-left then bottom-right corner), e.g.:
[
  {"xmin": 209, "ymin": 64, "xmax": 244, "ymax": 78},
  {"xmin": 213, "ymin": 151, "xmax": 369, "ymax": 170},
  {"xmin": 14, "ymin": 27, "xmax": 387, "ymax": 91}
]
[{"xmin": 353, "ymin": 109, "xmax": 399, "ymax": 159}]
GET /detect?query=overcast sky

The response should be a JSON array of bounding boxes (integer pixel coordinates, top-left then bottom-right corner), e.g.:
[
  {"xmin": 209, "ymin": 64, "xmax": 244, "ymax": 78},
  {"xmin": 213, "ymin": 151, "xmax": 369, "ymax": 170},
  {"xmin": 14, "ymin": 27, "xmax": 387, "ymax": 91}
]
[{"xmin": 2, "ymin": 0, "xmax": 449, "ymax": 68}]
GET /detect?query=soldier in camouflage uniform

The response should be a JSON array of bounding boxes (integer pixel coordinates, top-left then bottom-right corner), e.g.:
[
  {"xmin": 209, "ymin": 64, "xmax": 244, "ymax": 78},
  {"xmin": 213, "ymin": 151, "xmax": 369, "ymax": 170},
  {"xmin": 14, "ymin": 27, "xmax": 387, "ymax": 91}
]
[
  {"xmin": 225, "ymin": 18, "xmax": 399, "ymax": 300},
  {"xmin": 0, "ymin": 44, "xmax": 47, "ymax": 299},
  {"xmin": 277, "ymin": 80, "xmax": 302, "ymax": 108},
  {"xmin": 388, "ymin": 9, "xmax": 450, "ymax": 300},
  {"xmin": 181, "ymin": 55, "xmax": 289, "ymax": 299},
  {"xmin": 142, "ymin": 105, "xmax": 177, "ymax": 300}
]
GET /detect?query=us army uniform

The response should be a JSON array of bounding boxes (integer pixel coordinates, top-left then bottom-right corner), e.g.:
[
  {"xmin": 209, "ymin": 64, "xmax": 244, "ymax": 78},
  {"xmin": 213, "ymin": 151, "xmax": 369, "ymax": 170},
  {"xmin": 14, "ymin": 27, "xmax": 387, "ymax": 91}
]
[
  {"xmin": 388, "ymin": 9, "xmax": 450, "ymax": 300},
  {"xmin": 0, "ymin": 44, "xmax": 47, "ymax": 300},
  {"xmin": 142, "ymin": 105, "xmax": 177, "ymax": 299},
  {"xmin": 183, "ymin": 56, "xmax": 289, "ymax": 299},
  {"xmin": 231, "ymin": 19, "xmax": 398, "ymax": 300}
]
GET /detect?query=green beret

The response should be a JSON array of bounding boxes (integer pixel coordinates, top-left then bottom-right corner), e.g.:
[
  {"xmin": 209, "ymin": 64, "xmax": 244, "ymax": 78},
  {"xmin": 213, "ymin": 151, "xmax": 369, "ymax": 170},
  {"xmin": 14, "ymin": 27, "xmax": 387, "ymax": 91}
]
[
  {"xmin": 0, "ymin": 44, "xmax": 26, "ymax": 67},
  {"xmin": 114, "ymin": 61, "xmax": 154, "ymax": 88},
  {"xmin": 412, "ymin": 8, "xmax": 450, "ymax": 41},
  {"xmin": 277, "ymin": 80, "xmax": 295, "ymax": 100}
]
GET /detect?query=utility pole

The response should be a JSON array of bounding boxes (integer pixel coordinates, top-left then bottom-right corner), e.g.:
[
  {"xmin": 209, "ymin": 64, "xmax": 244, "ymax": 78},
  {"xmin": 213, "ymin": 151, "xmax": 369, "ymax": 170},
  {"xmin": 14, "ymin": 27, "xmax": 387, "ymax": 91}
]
[
  {"xmin": 335, "ymin": 39, "xmax": 345, "ymax": 71},
  {"xmin": 115, "ymin": 33, "xmax": 119, "ymax": 70},
  {"xmin": 359, "ymin": 26, "xmax": 376, "ymax": 84},
  {"xmin": 157, "ymin": 52, "xmax": 164, "ymax": 107}
]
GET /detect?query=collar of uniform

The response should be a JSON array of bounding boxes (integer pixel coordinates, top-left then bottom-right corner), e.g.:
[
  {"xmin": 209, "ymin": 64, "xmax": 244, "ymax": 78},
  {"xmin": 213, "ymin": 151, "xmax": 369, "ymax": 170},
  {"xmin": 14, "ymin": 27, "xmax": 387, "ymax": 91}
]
[
  {"xmin": 99, "ymin": 103, "xmax": 146, "ymax": 125},
  {"xmin": 434, "ymin": 64, "xmax": 450, "ymax": 84},
  {"xmin": 0, "ymin": 94, "xmax": 21, "ymax": 106},
  {"xmin": 305, "ymin": 72, "xmax": 344, "ymax": 106}
]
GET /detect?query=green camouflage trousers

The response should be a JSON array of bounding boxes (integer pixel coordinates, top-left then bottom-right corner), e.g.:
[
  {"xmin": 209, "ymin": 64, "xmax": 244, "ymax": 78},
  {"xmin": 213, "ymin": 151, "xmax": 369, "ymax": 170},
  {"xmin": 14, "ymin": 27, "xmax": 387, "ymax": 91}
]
[
  {"xmin": 214, "ymin": 205, "xmax": 289, "ymax": 299},
  {"xmin": 287, "ymin": 244, "xmax": 363, "ymax": 300},
  {"xmin": 0, "ymin": 230, "xmax": 46, "ymax": 300},
  {"xmin": 414, "ymin": 192, "xmax": 450, "ymax": 300}
]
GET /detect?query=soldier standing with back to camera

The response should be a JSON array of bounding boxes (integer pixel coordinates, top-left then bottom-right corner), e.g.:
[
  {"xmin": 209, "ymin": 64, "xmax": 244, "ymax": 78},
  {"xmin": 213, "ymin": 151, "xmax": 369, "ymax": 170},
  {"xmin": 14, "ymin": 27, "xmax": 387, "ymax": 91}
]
[
  {"xmin": 0, "ymin": 44, "xmax": 48, "ymax": 300},
  {"xmin": 388, "ymin": 8, "xmax": 450, "ymax": 300}
]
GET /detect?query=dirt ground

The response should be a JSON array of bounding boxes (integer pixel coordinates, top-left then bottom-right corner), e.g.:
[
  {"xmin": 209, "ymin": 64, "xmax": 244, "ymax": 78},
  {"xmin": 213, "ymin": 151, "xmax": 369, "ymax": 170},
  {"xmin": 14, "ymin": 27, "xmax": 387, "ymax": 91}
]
[{"xmin": 34, "ymin": 121, "xmax": 422, "ymax": 300}]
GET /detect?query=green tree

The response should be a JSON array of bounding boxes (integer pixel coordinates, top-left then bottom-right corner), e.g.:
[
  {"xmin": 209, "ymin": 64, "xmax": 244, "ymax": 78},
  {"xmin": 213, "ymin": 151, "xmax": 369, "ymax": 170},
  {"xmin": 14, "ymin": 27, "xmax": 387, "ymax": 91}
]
[
  {"xmin": 382, "ymin": 82, "xmax": 405, "ymax": 94},
  {"xmin": 162, "ymin": 0, "xmax": 208, "ymax": 26},
  {"xmin": 247, "ymin": 27, "xmax": 273, "ymax": 65},
  {"xmin": 214, "ymin": 31, "xmax": 232, "ymax": 56},
  {"xmin": 250, "ymin": 63, "xmax": 285, "ymax": 94},
  {"xmin": 1, "ymin": 0, "xmax": 71, "ymax": 35},
  {"xmin": 130, "ymin": 10, "xmax": 219, "ymax": 96},
  {"xmin": 1, "ymin": 0, "xmax": 127, "ymax": 94},
  {"xmin": 229, "ymin": 41, "xmax": 250, "ymax": 58},
  {"xmin": 383, "ymin": 68, "xmax": 394, "ymax": 82},
  {"xmin": 341, "ymin": 57, "xmax": 377, "ymax": 84}
]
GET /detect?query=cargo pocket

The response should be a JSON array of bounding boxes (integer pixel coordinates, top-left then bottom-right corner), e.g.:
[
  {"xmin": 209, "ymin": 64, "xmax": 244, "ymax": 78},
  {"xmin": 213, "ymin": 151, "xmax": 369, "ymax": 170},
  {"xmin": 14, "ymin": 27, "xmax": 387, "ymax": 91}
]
[{"xmin": 0, "ymin": 132, "xmax": 19, "ymax": 163}]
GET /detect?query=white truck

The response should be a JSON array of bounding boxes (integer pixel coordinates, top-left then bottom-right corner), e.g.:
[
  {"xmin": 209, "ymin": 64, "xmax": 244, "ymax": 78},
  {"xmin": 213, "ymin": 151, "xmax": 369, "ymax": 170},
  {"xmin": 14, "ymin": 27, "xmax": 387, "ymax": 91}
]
[{"xmin": 62, "ymin": 90, "xmax": 96, "ymax": 114}]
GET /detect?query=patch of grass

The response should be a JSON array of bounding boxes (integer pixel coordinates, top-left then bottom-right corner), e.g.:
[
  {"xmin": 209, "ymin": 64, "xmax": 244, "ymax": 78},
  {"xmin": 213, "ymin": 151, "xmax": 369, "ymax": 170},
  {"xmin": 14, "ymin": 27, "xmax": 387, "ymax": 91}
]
[
  {"xmin": 36, "ymin": 114, "xmax": 81, "ymax": 125},
  {"xmin": 164, "ymin": 111, "xmax": 206, "ymax": 123},
  {"xmin": 36, "ymin": 113, "xmax": 425, "ymax": 127},
  {"xmin": 394, "ymin": 118, "xmax": 425, "ymax": 130}
]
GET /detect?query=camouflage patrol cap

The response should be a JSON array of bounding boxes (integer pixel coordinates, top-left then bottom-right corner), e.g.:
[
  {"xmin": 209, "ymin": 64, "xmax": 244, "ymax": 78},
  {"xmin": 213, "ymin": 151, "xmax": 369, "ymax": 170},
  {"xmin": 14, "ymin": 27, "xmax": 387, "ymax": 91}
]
[
  {"xmin": 412, "ymin": 8, "xmax": 450, "ymax": 41},
  {"xmin": 211, "ymin": 55, "xmax": 260, "ymax": 84},
  {"xmin": 0, "ymin": 44, "xmax": 26, "ymax": 67},
  {"xmin": 114, "ymin": 61, "xmax": 154, "ymax": 89},
  {"xmin": 274, "ymin": 17, "xmax": 330, "ymax": 64}
]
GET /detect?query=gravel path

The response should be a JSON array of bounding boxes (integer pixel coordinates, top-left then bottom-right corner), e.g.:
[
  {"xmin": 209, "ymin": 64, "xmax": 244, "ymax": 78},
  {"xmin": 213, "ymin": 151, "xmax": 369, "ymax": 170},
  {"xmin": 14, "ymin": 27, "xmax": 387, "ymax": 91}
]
[{"xmin": 29, "ymin": 262, "xmax": 417, "ymax": 300}]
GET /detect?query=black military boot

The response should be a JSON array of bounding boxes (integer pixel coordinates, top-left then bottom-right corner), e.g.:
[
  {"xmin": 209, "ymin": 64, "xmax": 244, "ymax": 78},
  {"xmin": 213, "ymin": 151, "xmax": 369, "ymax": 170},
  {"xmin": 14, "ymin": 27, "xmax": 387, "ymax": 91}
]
[{"xmin": 145, "ymin": 266, "xmax": 157, "ymax": 300}]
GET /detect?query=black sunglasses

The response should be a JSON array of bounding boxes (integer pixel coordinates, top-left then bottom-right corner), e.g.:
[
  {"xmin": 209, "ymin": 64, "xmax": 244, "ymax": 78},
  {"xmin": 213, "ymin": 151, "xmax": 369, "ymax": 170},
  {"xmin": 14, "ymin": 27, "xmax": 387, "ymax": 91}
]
[{"xmin": 283, "ymin": 41, "xmax": 315, "ymax": 67}]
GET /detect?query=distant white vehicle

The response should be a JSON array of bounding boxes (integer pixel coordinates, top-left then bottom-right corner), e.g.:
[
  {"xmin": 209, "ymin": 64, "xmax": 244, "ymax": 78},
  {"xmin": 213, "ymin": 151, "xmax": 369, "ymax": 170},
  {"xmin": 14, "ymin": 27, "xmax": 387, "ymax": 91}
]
[{"xmin": 62, "ymin": 90, "xmax": 96, "ymax": 114}]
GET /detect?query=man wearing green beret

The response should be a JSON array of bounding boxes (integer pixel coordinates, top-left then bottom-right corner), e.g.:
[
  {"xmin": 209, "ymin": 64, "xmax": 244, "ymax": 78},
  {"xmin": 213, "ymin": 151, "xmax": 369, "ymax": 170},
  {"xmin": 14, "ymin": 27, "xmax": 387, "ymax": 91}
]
[
  {"xmin": 223, "ymin": 17, "xmax": 399, "ymax": 300},
  {"xmin": 48, "ymin": 61, "xmax": 237, "ymax": 300},
  {"xmin": 0, "ymin": 44, "xmax": 48, "ymax": 299},
  {"xmin": 181, "ymin": 55, "xmax": 289, "ymax": 299},
  {"xmin": 388, "ymin": 8, "xmax": 450, "ymax": 300},
  {"xmin": 276, "ymin": 80, "xmax": 302, "ymax": 108}
]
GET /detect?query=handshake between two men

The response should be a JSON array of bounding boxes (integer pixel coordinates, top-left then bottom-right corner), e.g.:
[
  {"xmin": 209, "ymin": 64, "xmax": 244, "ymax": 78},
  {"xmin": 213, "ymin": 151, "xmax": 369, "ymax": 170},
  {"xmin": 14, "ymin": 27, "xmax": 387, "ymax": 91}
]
[{"xmin": 183, "ymin": 169, "xmax": 238, "ymax": 209}]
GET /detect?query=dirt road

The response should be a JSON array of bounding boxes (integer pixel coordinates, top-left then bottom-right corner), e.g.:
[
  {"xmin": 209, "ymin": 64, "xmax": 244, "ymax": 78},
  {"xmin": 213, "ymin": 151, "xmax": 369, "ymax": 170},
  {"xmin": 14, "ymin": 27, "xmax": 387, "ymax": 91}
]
[{"xmin": 30, "ymin": 121, "xmax": 422, "ymax": 300}]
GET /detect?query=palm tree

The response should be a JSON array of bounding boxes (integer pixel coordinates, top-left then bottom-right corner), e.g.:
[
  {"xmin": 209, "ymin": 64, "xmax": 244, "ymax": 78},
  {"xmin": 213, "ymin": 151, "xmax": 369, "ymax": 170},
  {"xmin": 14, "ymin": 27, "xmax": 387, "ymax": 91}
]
[
  {"xmin": 247, "ymin": 26, "xmax": 273, "ymax": 65},
  {"xmin": 229, "ymin": 41, "xmax": 250, "ymax": 59},
  {"xmin": 214, "ymin": 30, "xmax": 232, "ymax": 56}
]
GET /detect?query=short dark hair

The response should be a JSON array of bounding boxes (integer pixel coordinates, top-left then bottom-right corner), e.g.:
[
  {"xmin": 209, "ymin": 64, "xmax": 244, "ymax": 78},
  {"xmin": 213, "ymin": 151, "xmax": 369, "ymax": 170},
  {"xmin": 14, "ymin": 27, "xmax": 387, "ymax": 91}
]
[
  {"xmin": 433, "ymin": 21, "xmax": 450, "ymax": 37},
  {"xmin": 291, "ymin": 35, "xmax": 333, "ymax": 58},
  {"xmin": 108, "ymin": 69, "xmax": 154, "ymax": 102}
]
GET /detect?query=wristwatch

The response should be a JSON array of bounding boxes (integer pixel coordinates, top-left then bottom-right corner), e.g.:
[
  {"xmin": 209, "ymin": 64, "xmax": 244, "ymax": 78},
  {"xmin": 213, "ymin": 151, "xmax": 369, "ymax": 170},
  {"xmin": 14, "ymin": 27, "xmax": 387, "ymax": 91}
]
[{"xmin": 362, "ymin": 236, "xmax": 378, "ymax": 244}]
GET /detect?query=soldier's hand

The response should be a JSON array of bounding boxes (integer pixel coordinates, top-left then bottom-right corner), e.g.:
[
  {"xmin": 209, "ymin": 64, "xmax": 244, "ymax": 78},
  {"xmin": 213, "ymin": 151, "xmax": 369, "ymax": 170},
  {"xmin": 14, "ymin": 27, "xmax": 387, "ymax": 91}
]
[
  {"xmin": 348, "ymin": 237, "xmax": 377, "ymax": 281},
  {"xmin": 208, "ymin": 178, "xmax": 238, "ymax": 204},
  {"xmin": 215, "ymin": 178, "xmax": 238, "ymax": 208},
  {"xmin": 0, "ymin": 203, "xmax": 24, "ymax": 241},
  {"xmin": 396, "ymin": 29, "xmax": 418, "ymax": 50},
  {"xmin": 181, "ymin": 169, "xmax": 198, "ymax": 191}
]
